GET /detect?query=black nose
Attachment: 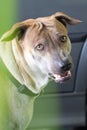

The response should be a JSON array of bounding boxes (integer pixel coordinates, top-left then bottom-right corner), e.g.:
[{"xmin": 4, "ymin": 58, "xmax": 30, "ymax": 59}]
[{"xmin": 61, "ymin": 62, "xmax": 72, "ymax": 72}]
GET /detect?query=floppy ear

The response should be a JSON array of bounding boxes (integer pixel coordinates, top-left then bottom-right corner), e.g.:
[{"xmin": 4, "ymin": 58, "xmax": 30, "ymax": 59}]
[
  {"xmin": 53, "ymin": 12, "xmax": 82, "ymax": 27},
  {"xmin": 1, "ymin": 19, "xmax": 34, "ymax": 42}
]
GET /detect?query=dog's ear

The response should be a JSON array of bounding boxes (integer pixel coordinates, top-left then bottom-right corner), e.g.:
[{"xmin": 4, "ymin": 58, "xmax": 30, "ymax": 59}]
[
  {"xmin": 53, "ymin": 12, "xmax": 82, "ymax": 27},
  {"xmin": 1, "ymin": 19, "xmax": 34, "ymax": 42}
]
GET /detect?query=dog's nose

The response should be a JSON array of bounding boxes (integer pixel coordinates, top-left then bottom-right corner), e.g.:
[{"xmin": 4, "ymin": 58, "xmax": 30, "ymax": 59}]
[{"xmin": 61, "ymin": 62, "xmax": 72, "ymax": 72}]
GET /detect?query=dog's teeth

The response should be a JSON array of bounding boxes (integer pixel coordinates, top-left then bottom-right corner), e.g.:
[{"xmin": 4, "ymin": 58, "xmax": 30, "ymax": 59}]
[
  {"xmin": 68, "ymin": 71, "xmax": 71, "ymax": 75},
  {"xmin": 54, "ymin": 74, "xmax": 61, "ymax": 81},
  {"xmin": 49, "ymin": 71, "xmax": 71, "ymax": 82}
]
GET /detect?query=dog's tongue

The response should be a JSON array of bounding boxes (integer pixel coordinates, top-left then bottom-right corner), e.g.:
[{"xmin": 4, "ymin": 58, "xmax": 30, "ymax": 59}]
[
  {"xmin": 60, "ymin": 71, "xmax": 69, "ymax": 77},
  {"xmin": 53, "ymin": 71, "xmax": 71, "ymax": 82}
]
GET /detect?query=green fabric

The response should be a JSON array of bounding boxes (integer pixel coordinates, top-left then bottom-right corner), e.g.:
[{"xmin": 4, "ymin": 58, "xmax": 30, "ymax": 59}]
[
  {"xmin": 0, "ymin": 0, "xmax": 18, "ymax": 36},
  {"xmin": 0, "ymin": 58, "xmax": 38, "ymax": 97}
]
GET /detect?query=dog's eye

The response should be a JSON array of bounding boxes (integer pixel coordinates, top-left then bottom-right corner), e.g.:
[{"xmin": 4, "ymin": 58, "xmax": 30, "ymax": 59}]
[
  {"xmin": 59, "ymin": 35, "xmax": 67, "ymax": 43},
  {"xmin": 35, "ymin": 44, "xmax": 44, "ymax": 51}
]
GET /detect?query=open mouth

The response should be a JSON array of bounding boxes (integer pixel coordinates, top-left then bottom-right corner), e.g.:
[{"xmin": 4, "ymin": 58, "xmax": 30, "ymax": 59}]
[{"xmin": 49, "ymin": 70, "xmax": 71, "ymax": 83}]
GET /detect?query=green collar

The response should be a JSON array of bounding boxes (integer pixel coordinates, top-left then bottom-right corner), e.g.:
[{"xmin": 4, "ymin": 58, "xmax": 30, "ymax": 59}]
[{"xmin": 0, "ymin": 58, "xmax": 38, "ymax": 97}]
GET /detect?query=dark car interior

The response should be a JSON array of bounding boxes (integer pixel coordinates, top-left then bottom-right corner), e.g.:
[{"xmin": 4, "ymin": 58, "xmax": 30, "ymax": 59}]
[{"xmin": 0, "ymin": 0, "xmax": 87, "ymax": 130}]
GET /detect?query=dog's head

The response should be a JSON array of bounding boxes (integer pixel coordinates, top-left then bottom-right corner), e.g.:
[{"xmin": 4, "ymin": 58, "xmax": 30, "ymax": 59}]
[{"xmin": 1, "ymin": 12, "xmax": 81, "ymax": 85}]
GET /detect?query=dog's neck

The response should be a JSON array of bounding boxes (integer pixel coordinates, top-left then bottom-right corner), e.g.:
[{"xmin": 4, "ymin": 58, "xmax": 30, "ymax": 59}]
[{"xmin": 12, "ymin": 39, "xmax": 49, "ymax": 94}]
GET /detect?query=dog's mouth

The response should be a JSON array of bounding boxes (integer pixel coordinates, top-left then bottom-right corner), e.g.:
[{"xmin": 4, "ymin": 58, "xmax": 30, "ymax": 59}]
[{"xmin": 49, "ymin": 70, "xmax": 71, "ymax": 83}]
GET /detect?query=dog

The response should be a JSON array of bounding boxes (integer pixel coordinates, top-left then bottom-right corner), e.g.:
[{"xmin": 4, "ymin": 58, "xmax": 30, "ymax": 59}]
[{"xmin": 0, "ymin": 12, "xmax": 81, "ymax": 130}]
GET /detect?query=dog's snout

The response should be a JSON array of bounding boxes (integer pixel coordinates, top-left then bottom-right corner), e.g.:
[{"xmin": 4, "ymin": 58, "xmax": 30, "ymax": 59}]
[{"xmin": 61, "ymin": 62, "xmax": 72, "ymax": 72}]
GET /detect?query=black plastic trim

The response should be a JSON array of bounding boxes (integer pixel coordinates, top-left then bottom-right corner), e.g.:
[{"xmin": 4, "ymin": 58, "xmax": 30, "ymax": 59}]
[
  {"xmin": 75, "ymin": 38, "xmax": 87, "ymax": 92},
  {"xmin": 69, "ymin": 32, "xmax": 87, "ymax": 43}
]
